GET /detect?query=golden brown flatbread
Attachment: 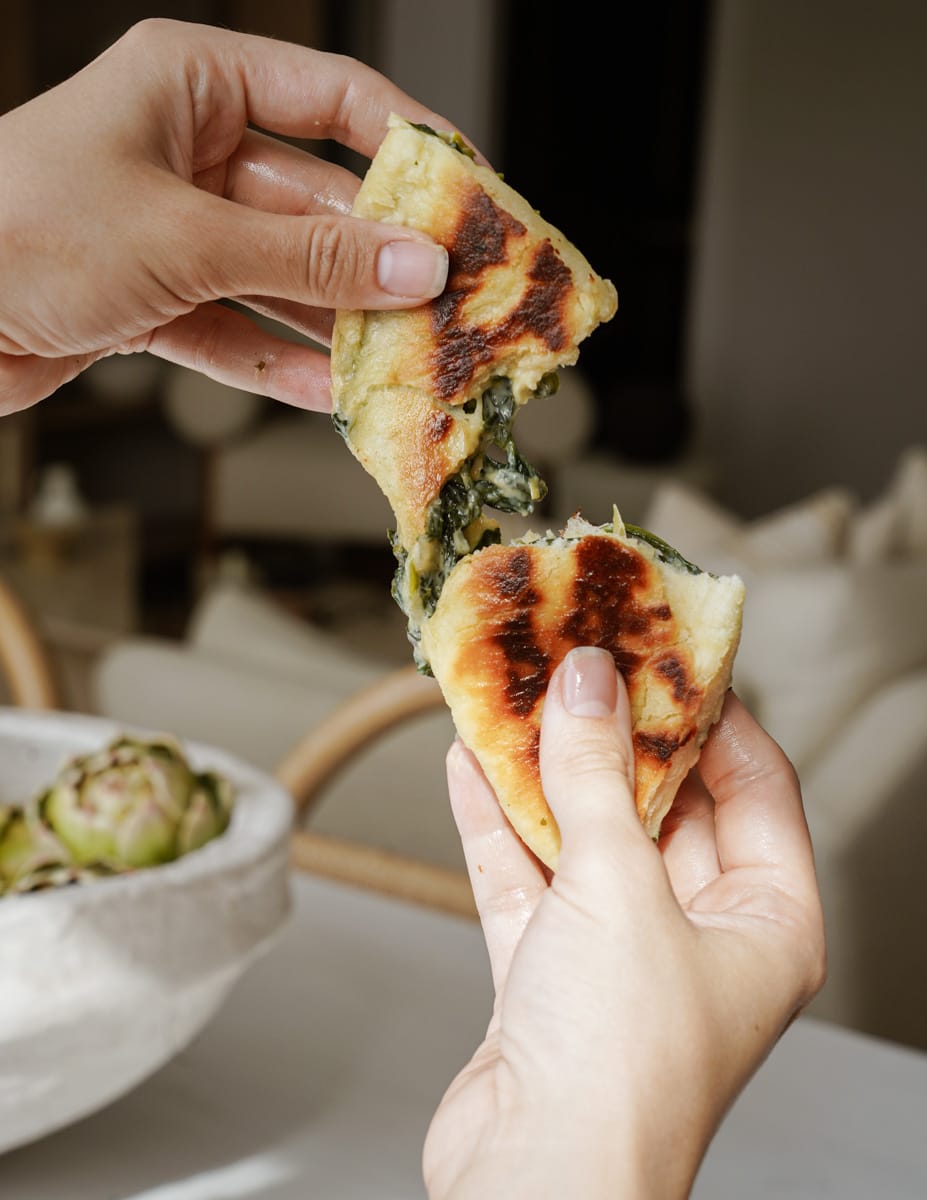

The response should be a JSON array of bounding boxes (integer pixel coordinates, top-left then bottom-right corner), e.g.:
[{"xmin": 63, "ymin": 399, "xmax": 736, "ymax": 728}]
[
  {"xmin": 329, "ymin": 117, "xmax": 742, "ymax": 870},
  {"xmin": 420, "ymin": 513, "xmax": 745, "ymax": 870},
  {"xmin": 331, "ymin": 114, "xmax": 617, "ymax": 663}
]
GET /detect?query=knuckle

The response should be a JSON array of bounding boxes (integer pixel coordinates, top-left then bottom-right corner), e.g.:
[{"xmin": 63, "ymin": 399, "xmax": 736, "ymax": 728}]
[
  {"xmin": 118, "ymin": 17, "xmax": 177, "ymax": 52},
  {"xmin": 302, "ymin": 220, "xmax": 371, "ymax": 304},
  {"xmin": 186, "ymin": 312, "xmax": 226, "ymax": 372},
  {"xmin": 546, "ymin": 725, "xmax": 634, "ymax": 787}
]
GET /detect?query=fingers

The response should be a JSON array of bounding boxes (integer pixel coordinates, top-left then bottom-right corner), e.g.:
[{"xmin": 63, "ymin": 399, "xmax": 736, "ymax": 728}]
[
  {"xmin": 128, "ymin": 19, "xmax": 458, "ymax": 161},
  {"xmin": 182, "ymin": 186, "xmax": 448, "ymax": 311},
  {"xmin": 697, "ymin": 693, "xmax": 819, "ymax": 899},
  {"xmin": 235, "ymin": 297, "xmax": 335, "ymax": 348},
  {"xmin": 0, "ymin": 303, "xmax": 332, "ymax": 414},
  {"xmin": 446, "ymin": 740, "xmax": 547, "ymax": 992},
  {"xmin": 539, "ymin": 648, "xmax": 662, "ymax": 892},
  {"xmin": 98, "ymin": 22, "xmax": 454, "ymax": 324},
  {"xmin": 658, "ymin": 770, "xmax": 721, "ymax": 908},
  {"xmin": 219, "ymin": 28, "xmax": 468, "ymax": 160},
  {"xmin": 695, "ymin": 697, "xmax": 826, "ymax": 1019},
  {"xmin": 196, "ymin": 129, "xmax": 360, "ymax": 218},
  {"xmin": 0, "ymin": 302, "xmax": 333, "ymax": 416},
  {"xmin": 0, "ymin": 351, "xmax": 98, "ymax": 414},
  {"xmin": 144, "ymin": 303, "xmax": 333, "ymax": 410}
]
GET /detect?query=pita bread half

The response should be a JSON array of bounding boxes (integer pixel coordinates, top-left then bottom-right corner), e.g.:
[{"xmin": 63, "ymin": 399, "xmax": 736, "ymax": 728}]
[
  {"xmin": 331, "ymin": 115, "xmax": 617, "ymax": 662},
  {"xmin": 420, "ymin": 511, "xmax": 745, "ymax": 871}
]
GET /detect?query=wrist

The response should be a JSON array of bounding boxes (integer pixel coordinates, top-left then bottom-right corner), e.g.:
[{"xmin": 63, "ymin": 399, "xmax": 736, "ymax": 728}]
[{"xmin": 427, "ymin": 1116, "xmax": 707, "ymax": 1200}]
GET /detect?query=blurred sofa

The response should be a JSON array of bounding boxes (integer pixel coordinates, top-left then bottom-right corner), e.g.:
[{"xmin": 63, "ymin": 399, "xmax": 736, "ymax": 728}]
[{"xmin": 89, "ymin": 446, "xmax": 927, "ymax": 1051}]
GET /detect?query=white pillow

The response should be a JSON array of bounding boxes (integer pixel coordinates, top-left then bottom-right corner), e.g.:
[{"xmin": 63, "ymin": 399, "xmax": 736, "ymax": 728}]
[
  {"xmin": 733, "ymin": 561, "xmax": 927, "ymax": 769},
  {"xmin": 737, "ymin": 487, "xmax": 855, "ymax": 565},
  {"xmin": 93, "ymin": 639, "xmax": 352, "ymax": 772},
  {"xmin": 643, "ymin": 480, "xmax": 855, "ymax": 576},
  {"xmin": 889, "ymin": 445, "xmax": 927, "ymax": 557},
  {"xmin": 848, "ymin": 492, "xmax": 905, "ymax": 565},
  {"xmin": 187, "ymin": 580, "xmax": 379, "ymax": 693},
  {"xmin": 848, "ymin": 445, "xmax": 927, "ymax": 563},
  {"xmin": 641, "ymin": 481, "xmax": 742, "ymax": 575}
]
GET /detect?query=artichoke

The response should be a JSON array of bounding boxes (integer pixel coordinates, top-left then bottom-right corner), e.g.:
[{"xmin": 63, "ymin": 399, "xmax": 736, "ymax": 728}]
[
  {"xmin": 0, "ymin": 801, "xmax": 75, "ymax": 895},
  {"xmin": 0, "ymin": 734, "xmax": 234, "ymax": 897}
]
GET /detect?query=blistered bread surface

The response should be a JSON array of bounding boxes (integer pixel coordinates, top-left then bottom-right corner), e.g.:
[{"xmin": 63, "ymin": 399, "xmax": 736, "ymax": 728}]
[{"xmin": 422, "ymin": 529, "xmax": 744, "ymax": 869}]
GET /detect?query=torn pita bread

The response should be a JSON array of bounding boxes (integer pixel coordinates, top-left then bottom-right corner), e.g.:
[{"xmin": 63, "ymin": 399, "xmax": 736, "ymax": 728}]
[
  {"xmin": 331, "ymin": 114, "xmax": 618, "ymax": 665},
  {"xmin": 420, "ymin": 512, "xmax": 745, "ymax": 871}
]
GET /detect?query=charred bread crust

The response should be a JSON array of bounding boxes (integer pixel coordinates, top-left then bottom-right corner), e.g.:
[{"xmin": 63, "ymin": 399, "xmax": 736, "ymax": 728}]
[
  {"xmin": 421, "ymin": 519, "xmax": 745, "ymax": 870},
  {"xmin": 331, "ymin": 115, "xmax": 617, "ymax": 553}
]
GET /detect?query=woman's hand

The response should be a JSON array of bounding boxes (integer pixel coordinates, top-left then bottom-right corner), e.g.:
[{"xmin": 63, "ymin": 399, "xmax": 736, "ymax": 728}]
[
  {"xmin": 425, "ymin": 647, "xmax": 826, "ymax": 1199},
  {"xmin": 0, "ymin": 19, "xmax": 452, "ymax": 416}
]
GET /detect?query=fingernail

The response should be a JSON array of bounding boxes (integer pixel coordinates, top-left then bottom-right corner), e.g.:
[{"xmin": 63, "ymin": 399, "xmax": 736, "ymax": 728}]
[
  {"xmin": 562, "ymin": 647, "xmax": 618, "ymax": 717},
  {"xmin": 377, "ymin": 240, "xmax": 448, "ymax": 298}
]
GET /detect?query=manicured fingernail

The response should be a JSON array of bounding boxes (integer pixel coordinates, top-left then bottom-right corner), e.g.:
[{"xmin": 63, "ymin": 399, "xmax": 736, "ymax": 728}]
[
  {"xmin": 377, "ymin": 240, "xmax": 448, "ymax": 298},
  {"xmin": 562, "ymin": 647, "xmax": 618, "ymax": 717}
]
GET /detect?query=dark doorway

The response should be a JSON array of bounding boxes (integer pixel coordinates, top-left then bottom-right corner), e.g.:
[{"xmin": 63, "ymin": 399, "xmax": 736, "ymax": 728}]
[{"xmin": 498, "ymin": 2, "xmax": 714, "ymax": 465}]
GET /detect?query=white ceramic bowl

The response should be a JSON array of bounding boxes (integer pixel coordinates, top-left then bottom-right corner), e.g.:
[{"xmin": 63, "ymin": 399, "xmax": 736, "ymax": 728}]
[{"xmin": 0, "ymin": 708, "xmax": 294, "ymax": 1155}]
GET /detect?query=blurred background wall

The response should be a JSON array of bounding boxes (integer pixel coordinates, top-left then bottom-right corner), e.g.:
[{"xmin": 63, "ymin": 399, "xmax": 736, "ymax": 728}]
[{"xmin": 687, "ymin": 0, "xmax": 927, "ymax": 517}]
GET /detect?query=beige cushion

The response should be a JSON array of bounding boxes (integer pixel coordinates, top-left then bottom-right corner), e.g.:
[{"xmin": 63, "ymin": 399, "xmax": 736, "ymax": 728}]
[
  {"xmin": 849, "ymin": 444, "xmax": 927, "ymax": 563},
  {"xmin": 732, "ymin": 561, "xmax": 927, "ymax": 769},
  {"xmin": 92, "ymin": 639, "xmax": 341, "ymax": 772},
  {"xmin": 738, "ymin": 487, "xmax": 855, "ymax": 564},
  {"xmin": 187, "ymin": 580, "xmax": 379, "ymax": 690},
  {"xmin": 895, "ymin": 446, "xmax": 927, "ymax": 555},
  {"xmin": 644, "ymin": 480, "xmax": 855, "ymax": 574}
]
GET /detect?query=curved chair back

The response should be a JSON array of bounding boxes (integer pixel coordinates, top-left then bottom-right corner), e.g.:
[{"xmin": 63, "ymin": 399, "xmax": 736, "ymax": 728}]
[
  {"xmin": 276, "ymin": 665, "xmax": 476, "ymax": 918},
  {"xmin": 0, "ymin": 576, "xmax": 60, "ymax": 709}
]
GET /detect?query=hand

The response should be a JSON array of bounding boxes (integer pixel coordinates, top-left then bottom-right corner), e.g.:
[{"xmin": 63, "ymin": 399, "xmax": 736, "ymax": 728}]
[
  {"xmin": 424, "ymin": 647, "xmax": 826, "ymax": 1199},
  {"xmin": 0, "ymin": 19, "xmax": 452, "ymax": 416}
]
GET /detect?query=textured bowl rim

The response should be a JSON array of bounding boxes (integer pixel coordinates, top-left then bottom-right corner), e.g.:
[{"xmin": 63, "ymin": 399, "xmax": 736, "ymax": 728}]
[{"xmin": 0, "ymin": 706, "xmax": 294, "ymax": 916}]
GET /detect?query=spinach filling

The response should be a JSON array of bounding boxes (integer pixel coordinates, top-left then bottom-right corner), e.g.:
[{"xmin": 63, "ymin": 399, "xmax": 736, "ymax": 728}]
[
  {"xmin": 409, "ymin": 122, "xmax": 476, "ymax": 160},
  {"xmin": 514, "ymin": 520, "xmax": 706, "ymax": 577},
  {"xmin": 623, "ymin": 524, "xmax": 704, "ymax": 576},
  {"xmin": 392, "ymin": 374, "xmax": 557, "ymax": 669}
]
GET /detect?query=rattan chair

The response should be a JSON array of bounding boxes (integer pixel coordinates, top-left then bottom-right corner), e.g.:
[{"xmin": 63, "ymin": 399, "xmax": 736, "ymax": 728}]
[
  {"xmin": 0, "ymin": 575, "xmax": 60, "ymax": 709},
  {"xmin": 276, "ymin": 664, "xmax": 476, "ymax": 918}
]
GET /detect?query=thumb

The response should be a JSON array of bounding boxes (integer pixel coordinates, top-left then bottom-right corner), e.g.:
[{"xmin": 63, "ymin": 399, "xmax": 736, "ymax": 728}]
[
  {"xmin": 180, "ymin": 189, "xmax": 449, "ymax": 310},
  {"xmin": 540, "ymin": 647, "xmax": 660, "ymax": 890}
]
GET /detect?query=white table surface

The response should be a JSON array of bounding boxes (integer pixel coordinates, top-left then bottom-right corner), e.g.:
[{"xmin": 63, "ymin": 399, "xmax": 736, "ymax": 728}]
[{"xmin": 3, "ymin": 870, "xmax": 926, "ymax": 1199}]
